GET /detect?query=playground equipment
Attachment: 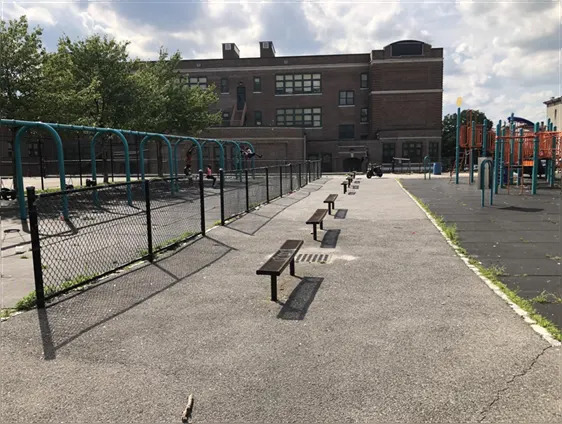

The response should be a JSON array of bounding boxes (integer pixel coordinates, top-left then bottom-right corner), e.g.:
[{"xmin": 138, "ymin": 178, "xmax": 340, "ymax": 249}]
[
  {"xmin": 423, "ymin": 155, "xmax": 431, "ymax": 180},
  {"xmin": 0, "ymin": 118, "xmax": 263, "ymax": 220},
  {"xmin": 453, "ymin": 111, "xmax": 561, "ymax": 197}
]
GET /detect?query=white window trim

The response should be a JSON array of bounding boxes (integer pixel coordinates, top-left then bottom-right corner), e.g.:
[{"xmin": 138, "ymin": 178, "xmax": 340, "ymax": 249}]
[{"xmin": 338, "ymin": 104, "xmax": 355, "ymax": 108}]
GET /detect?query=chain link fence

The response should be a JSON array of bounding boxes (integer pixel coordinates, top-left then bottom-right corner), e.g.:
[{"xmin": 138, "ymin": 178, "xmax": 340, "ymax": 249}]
[{"xmin": 27, "ymin": 161, "xmax": 321, "ymax": 306}]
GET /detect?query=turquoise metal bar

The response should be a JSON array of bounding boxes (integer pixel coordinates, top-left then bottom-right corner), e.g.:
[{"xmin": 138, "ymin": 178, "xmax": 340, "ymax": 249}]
[
  {"xmin": 481, "ymin": 119, "xmax": 487, "ymax": 158},
  {"xmin": 199, "ymin": 139, "xmax": 225, "ymax": 170},
  {"xmin": 14, "ymin": 123, "xmax": 67, "ymax": 220},
  {"xmin": 139, "ymin": 134, "xmax": 175, "ymax": 193},
  {"xmin": 172, "ymin": 136, "xmax": 203, "ymax": 177},
  {"xmin": 532, "ymin": 122, "xmax": 539, "ymax": 194},
  {"xmin": 423, "ymin": 155, "xmax": 431, "ymax": 180},
  {"xmin": 455, "ymin": 108, "xmax": 460, "ymax": 184}
]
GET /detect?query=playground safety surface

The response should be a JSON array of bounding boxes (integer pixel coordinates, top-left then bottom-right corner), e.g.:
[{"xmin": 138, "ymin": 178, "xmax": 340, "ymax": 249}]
[
  {"xmin": 401, "ymin": 177, "xmax": 561, "ymax": 329},
  {"xmin": 1, "ymin": 175, "xmax": 560, "ymax": 423}
]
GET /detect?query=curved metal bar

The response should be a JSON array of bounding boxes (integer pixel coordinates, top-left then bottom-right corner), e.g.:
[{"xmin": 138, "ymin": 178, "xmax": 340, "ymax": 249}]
[
  {"xmin": 239, "ymin": 140, "xmax": 256, "ymax": 175},
  {"xmin": 139, "ymin": 134, "xmax": 174, "ymax": 185},
  {"xmin": 199, "ymin": 139, "xmax": 225, "ymax": 170},
  {"xmin": 480, "ymin": 159, "xmax": 494, "ymax": 207},
  {"xmin": 172, "ymin": 136, "xmax": 203, "ymax": 178},
  {"xmin": 14, "ymin": 123, "xmax": 67, "ymax": 220},
  {"xmin": 90, "ymin": 130, "xmax": 133, "ymax": 205}
]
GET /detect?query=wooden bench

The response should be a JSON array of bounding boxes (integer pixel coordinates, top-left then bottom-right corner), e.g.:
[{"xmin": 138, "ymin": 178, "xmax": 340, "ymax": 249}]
[
  {"xmin": 306, "ymin": 209, "xmax": 328, "ymax": 241},
  {"xmin": 256, "ymin": 240, "xmax": 303, "ymax": 301},
  {"xmin": 323, "ymin": 194, "xmax": 338, "ymax": 215},
  {"xmin": 341, "ymin": 181, "xmax": 348, "ymax": 194}
]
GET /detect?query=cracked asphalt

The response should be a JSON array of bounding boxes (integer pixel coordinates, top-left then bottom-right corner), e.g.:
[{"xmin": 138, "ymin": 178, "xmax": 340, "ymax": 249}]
[{"xmin": 1, "ymin": 175, "xmax": 560, "ymax": 423}]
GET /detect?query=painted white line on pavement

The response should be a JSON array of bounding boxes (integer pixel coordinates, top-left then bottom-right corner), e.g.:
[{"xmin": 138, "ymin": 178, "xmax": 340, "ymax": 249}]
[{"xmin": 396, "ymin": 179, "xmax": 561, "ymax": 348}]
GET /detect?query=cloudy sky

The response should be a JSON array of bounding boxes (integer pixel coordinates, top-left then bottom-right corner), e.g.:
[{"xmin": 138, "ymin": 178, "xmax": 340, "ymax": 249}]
[{"xmin": 2, "ymin": 0, "xmax": 560, "ymax": 124}]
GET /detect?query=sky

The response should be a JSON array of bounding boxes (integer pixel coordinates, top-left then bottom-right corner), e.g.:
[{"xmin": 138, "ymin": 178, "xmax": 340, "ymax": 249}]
[{"xmin": 2, "ymin": 0, "xmax": 560, "ymax": 124}]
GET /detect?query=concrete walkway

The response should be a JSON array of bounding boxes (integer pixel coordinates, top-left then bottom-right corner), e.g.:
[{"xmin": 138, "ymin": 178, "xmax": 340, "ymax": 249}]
[{"xmin": 1, "ymin": 176, "xmax": 559, "ymax": 423}]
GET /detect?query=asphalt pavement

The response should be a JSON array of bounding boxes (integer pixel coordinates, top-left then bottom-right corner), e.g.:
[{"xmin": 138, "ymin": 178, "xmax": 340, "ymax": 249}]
[{"xmin": 0, "ymin": 175, "xmax": 559, "ymax": 423}]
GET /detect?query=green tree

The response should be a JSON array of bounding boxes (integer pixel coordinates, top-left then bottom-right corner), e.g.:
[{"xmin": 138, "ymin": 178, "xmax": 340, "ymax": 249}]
[
  {"xmin": 130, "ymin": 49, "xmax": 220, "ymax": 175},
  {"xmin": 442, "ymin": 109, "xmax": 493, "ymax": 159},
  {"xmin": 0, "ymin": 16, "xmax": 46, "ymax": 189}
]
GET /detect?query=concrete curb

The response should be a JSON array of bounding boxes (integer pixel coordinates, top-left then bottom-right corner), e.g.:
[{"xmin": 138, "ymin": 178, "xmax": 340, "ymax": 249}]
[{"xmin": 396, "ymin": 179, "xmax": 561, "ymax": 347}]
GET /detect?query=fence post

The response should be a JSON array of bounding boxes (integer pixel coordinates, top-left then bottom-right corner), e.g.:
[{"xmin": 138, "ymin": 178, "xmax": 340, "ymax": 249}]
[
  {"xmin": 199, "ymin": 170, "xmax": 206, "ymax": 235},
  {"xmin": 144, "ymin": 180, "xmax": 154, "ymax": 262},
  {"xmin": 219, "ymin": 168, "xmax": 225, "ymax": 225},
  {"xmin": 279, "ymin": 166, "xmax": 283, "ymax": 197},
  {"xmin": 289, "ymin": 164, "xmax": 293, "ymax": 192},
  {"xmin": 245, "ymin": 170, "xmax": 250, "ymax": 212},
  {"xmin": 307, "ymin": 161, "xmax": 311, "ymax": 183},
  {"xmin": 265, "ymin": 167, "xmax": 270, "ymax": 203},
  {"xmin": 298, "ymin": 163, "xmax": 302, "ymax": 188},
  {"xmin": 27, "ymin": 187, "xmax": 45, "ymax": 308}
]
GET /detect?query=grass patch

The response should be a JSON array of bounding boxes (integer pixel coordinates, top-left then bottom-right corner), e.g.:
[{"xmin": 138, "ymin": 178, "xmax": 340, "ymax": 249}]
[
  {"xmin": 14, "ymin": 273, "xmax": 98, "ymax": 311},
  {"xmin": 546, "ymin": 254, "xmax": 562, "ymax": 261},
  {"xmin": 406, "ymin": 187, "xmax": 561, "ymax": 342}
]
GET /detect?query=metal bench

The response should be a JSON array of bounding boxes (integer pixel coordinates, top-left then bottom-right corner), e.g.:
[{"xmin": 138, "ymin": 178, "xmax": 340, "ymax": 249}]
[
  {"xmin": 306, "ymin": 209, "xmax": 328, "ymax": 241},
  {"xmin": 256, "ymin": 240, "xmax": 304, "ymax": 301},
  {"xmin": 341, "ymin": 181, "xmax": 348, "ymax": 194},
  {"xmin": 323, "ymin": 194, "xmax": 338, "ymax": 215}
]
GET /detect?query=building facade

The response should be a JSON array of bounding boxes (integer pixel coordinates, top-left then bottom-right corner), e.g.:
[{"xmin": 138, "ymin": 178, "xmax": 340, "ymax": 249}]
[
  {"xmin": 544, "ymin": 96, "xmax": 561, "ymax": 129},
  {"xmin": 184, "ymin": 39, "xmax": 443, "ymax": 171}
]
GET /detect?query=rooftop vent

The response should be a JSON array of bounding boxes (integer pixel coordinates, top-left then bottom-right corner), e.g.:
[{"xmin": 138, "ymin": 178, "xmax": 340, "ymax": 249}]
[
  {"xmin": 260, "ymin": 41, "xmax": 276, "ymax": 58},
  {"xmin": 222, "ymin": 43, "xmax": 240, "ymax": 59}
]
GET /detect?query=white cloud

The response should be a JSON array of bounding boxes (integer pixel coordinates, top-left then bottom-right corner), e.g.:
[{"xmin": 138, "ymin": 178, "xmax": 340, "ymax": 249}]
[{"xmin": 3, "ymin": 2, "xmax": 56, "ymax": 25}]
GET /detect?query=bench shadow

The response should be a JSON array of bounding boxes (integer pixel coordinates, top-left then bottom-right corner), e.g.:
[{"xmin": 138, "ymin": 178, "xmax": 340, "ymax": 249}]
[
  {"xmin": 320, "ymin": 229, "xmax": 341, "ymax": 248},
  {"xmin": 35, "ymin": 236, "xmax": 233, "ymax": 359},
  {"xmin": 277, "ymin": 277, "xmax": 324, "ymax": 320},
  {"xmin": 334, "ymin": 209, "xmax": 347, "ymax": 219}
]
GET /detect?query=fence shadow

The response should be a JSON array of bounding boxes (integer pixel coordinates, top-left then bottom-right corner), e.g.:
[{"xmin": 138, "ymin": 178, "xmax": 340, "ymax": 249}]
[
  {"xmin": 277, "ymin": 277, "xmax": 324, "ymax": 320},
  {"xmin": 36, "ymin": 236, "xmax": 233, "ymax": 358}
]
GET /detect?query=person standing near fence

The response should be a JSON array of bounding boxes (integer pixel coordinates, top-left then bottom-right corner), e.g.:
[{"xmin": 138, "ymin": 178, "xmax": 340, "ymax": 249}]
[{"xmin": 206, "ymin": 165, "xmax": 217, "ymax": 188}]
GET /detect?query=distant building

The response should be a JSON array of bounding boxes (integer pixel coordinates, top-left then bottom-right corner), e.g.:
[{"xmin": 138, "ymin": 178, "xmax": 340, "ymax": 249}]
[
  {"xmin": 182, "ymin": 39, "xmax": 444, "ymax": 172},
  {"xmin": 544, "ymin": 96, "xmax": 561, "ymax": 129}
]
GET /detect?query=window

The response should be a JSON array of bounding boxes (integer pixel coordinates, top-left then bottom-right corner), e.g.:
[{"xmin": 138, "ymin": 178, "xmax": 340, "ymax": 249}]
[
  {"xmin": 382, "ymin": 143, "xmax": 395, "ymax": 163},
  {"xmin": 220, "ymin": 78, "xmax": 229, "ymax": 93},
  {"xmin": 360, "ymin": 134, "xmax": 368, "ymax": 140},
  {"xmin": 360, "ymin": 73, "xmax": 368, "ymax": 89},
  {"xmin": 402, "ymin": 142, "xmax": 423, "ymax": 162},
  {"xmin": 255, "ymin": 111, "xmax": 263, "ymax": 126},
  {"xmin": 188, "ymin": 76, "xmax": 208, "ymax": 88},
  {"xmin": 339, "ymin": 90, "xmax": 354, "ymax": 106},
  {"xmin": 275, "ymin": 73, "xmax": 321, "ymax": 94},
  {"xmin": 360, "ymin": 108, "xmax": 368, "ymax": 123},
  {"xmin": 391, "ymin": 42, "xmax": 423, "ymax": 57},
  {"xmin": 253, "ymin": 76, "xmax": 262, "ymax": 92},
  {"xmin": 28, "ymin": 141, "xmax": 39, "ymax": 157},
  {"xmin": 338, "ymin": 124, "xmax": 355, "ymax": 139},
  {"xmin": 276, "ymin": 107, "xmax": 322, "ymax": 127},
  {"xmin": 429, "ymin": 142, "xmax": 440, "ymax": 161},
  {"xmin": 222, "ymin": 111, "xmax": 231, "ymax": 126}
]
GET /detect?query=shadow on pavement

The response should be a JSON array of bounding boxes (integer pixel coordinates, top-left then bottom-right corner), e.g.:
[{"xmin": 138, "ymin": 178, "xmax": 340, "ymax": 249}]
[
  {"xmin": 320, "ymin": 229, "xmax": 341, "ymax": 248},
  {"xmin": 334, "ymin": 209, "xmax": 347, "ymax": 219},
  {"xmin": 36, "ymin": 236, "xmax": 233, "ymax": 359},
  {"xmin": 277, "ymin": 277, "xmax": 323, "ymax": 320}
]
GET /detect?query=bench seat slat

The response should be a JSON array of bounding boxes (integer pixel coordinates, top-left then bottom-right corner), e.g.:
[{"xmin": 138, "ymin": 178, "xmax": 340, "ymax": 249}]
[
  {"xmin": 256, "ymin": 240, "xmax": 303, "ymax": 276},
  {"xmin": 306, "ymin": 209, "xmax": 328, "ymax": 224},
  {"xmin": 324, "ymin": 194, "xmax": 337, "ymax": 203}
]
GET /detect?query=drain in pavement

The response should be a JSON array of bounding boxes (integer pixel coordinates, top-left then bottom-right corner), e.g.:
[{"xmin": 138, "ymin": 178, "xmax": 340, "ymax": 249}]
[
  {"xmin": 295, "ymin": 253, "xmax": 331, "ymax": 263},
  {"xmin": 348, "ymin": 191, "xmax": 356, "ymax": 195},
  {"xmin": 352, "ymin": 185, "xmax": 359, "ymax": 189}
]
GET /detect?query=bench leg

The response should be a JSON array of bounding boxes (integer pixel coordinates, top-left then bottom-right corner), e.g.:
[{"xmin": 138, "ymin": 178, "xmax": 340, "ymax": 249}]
[
  {"xmin": 271, "ymin": 275, "xmax": 278, "ymax": 302},
  {"xmin": 290, "ymin": 259, "xmax": 295, "ymax": 276},
  {"xmin": 327, "ymin": 203, "xmax": 332, "ymax": 215},
  {"xmin": 343, "ymin": 185, "xmax": 347, "ymax": 194},
  {"xmin": 313, "ymin": 224, "xmax": 317, "ymax": 240},
  {"xmin": 320, "ymin": 220, "xmax": 324, "ymax": 230}
]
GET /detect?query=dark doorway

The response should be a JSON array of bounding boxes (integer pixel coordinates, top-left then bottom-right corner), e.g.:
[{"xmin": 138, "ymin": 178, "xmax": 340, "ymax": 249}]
[
  {"xmin": 236, "ymin": 84, "xmax": 246, "ymax": 110},
  {"xmin": 343, "ymin": 157, "xmax": 362, "ymax": 172}
]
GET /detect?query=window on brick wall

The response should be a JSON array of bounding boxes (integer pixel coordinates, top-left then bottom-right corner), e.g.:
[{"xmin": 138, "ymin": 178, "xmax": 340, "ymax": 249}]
[
  {"xmin": 339, "ymin": 90, "xmax": 354, "ymax": 105},
  {"xmin": 360, "ymin": 107, "xmax": 368, "ymax": 123},
  {"xmin": 429, "ymin": 142, "xmax": 440, "ymax": 161},
  {"xmin": 188, "ymin": 76, "xmax": 208, "ymax": 88},
  {"xmin": 255, "ymin": 111, "xmax": 263, "ymax": 126},
  {"xmin": 382, "ymin": 143, "xmax": 395, "ymax": 163},
  {"xmin": 222, "ymin": 111, "xmax": 231, "ymax": 126},
  {"xmin": 360, "ymin": 73, "xmax": 368, "ymax": 89},
  {"xmin": 253, "ymin": 76, "xmax": 262, "ymax": 92},
  {"xmin": 275, "ymin": 73, "xmax": 321, "ymax": 94},
  {"xmin": 276, "ymin": 107, "xmax": 321, "ymax": 127},
  {"xmin": 338, "ymin": 124, "xmax": 355, "ymax": 139},
  {"xmin": 220, "ymin": 77, "xmax": 229, "ymax": 93},
  {"xmin": 402, "ymin": 142, "xmax": 423, "ymax": 162}
]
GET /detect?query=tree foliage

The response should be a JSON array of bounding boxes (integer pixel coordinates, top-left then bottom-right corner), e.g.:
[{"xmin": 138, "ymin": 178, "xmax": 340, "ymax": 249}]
[
  {"xmin": 0, "ymin": 16, "xmax": 45, "ymax": 119},
  {"xmin": 442, "ymin": 109, "xmax": 493, "ymax": 159}
]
